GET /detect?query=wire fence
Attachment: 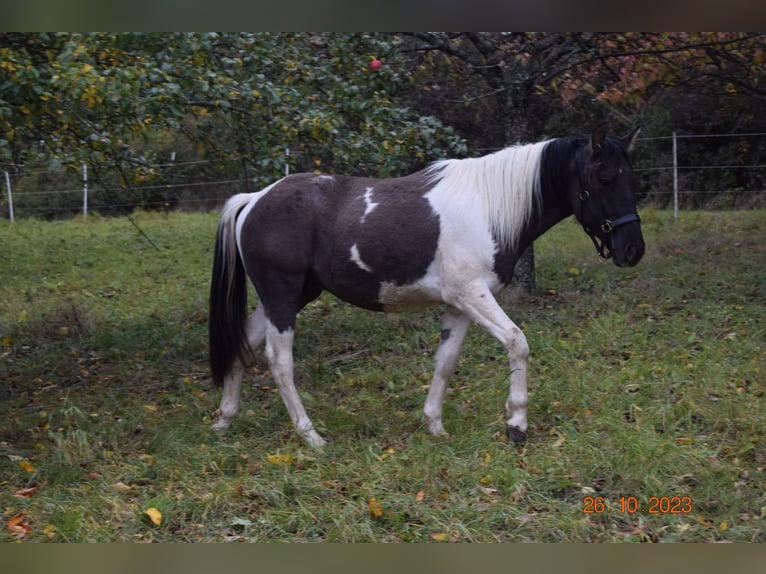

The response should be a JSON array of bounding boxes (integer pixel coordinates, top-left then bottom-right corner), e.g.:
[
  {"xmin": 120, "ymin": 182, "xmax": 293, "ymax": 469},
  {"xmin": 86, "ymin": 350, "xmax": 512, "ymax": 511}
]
[{"xmin": 3, "ymin": 132, "xmax": 766, "ymax": 221}]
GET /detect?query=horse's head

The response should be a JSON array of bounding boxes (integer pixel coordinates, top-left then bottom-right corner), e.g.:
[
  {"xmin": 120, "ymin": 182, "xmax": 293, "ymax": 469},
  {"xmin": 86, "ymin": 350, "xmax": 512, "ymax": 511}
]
[{"xmin": 574, "ymin": 125, "xmax": 645, "ymax": 267}]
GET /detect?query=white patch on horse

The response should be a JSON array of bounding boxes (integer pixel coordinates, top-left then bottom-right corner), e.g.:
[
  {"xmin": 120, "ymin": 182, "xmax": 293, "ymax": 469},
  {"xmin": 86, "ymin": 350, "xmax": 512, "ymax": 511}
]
[
  {"xmin": 233, "ymin": 178, "xmax": 284, "ymax": 257},
  {"xmin": 378, "ymin": 262, "xmax": 442, "ymax": 311},
  {"xmin": 314, "ymin": 175, "xmax": 335, "ymax": 184},
  {"xmin": 360, "ymin": 186, "xmax": 379, "ymax": 223},
  {"xmin": 426, "ymin": 141, "xmax": 548, "ymax": 250},
  {"xmin": 349, "ymin": 243, "xmax": 373, "ymax": 273}
]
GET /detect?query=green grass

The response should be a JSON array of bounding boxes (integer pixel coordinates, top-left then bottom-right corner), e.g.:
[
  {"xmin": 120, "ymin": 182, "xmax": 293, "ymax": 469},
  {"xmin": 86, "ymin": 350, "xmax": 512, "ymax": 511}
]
[{"xmin": 1, "ymin": 208, "xmax": 764, "ymax": 542}]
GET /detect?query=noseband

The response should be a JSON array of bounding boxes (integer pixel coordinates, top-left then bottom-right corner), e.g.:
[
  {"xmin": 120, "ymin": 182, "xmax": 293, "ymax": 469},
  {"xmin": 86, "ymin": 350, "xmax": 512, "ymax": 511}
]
[
  {"xmin": 579, "ymin": 189, "xmax": 640, "ymax": 259},
  {"xmin": 577, "ymin": 148, "xmax": 640, "ymax": 260}
]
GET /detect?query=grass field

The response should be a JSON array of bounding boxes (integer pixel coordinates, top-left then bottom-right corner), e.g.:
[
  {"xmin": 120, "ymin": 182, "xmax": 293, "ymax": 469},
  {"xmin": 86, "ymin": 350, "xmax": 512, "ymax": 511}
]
[{"xmin": 1, "ymin": 208, "xmax": 764, "ymax": 542}]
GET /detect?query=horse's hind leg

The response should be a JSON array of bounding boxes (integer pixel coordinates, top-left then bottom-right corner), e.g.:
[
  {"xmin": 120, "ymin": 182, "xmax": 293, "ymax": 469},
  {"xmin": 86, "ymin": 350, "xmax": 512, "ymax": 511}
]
[
  {"xmin": 264, "ymin": 319, "xmax": 327, "ymax": 448},
  {"xmin": 212, "ymin": 305, "xmax": 267, "ymax": 430},
  {"xmin": 423, "ymin": 308, "xmax": 471, "ymax": 436}
]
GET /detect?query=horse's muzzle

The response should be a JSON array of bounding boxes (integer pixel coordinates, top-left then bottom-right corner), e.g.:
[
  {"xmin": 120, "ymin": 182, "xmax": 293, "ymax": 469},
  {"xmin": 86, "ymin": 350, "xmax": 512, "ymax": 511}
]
[{"xmin": 611, "ymin": 225, "xmax": 645, "ymax": 267}]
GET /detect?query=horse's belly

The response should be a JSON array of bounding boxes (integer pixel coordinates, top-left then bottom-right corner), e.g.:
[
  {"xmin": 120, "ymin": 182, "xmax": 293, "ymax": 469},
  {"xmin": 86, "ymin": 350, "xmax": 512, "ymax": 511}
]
[{"xmin": 378, "ymin": 279, "xmax": 442, "ymax": 312}]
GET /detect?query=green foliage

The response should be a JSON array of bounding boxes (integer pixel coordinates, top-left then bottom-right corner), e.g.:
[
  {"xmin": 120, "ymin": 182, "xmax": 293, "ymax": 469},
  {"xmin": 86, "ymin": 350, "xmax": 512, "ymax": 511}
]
[
  {"xmin": 1, "ymin": 209, "xmax": 764, "ymax": 542},
  {"xmin": 0, "ymin": 33, "xmax": 467, "ymax": 193}
]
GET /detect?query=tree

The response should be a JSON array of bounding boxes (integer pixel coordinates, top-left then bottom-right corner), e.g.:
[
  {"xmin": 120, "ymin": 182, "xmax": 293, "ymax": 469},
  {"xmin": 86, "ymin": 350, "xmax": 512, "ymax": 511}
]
[{"xmin": 0, "ymin": 33, "xmax": 467, "ymax": 201}]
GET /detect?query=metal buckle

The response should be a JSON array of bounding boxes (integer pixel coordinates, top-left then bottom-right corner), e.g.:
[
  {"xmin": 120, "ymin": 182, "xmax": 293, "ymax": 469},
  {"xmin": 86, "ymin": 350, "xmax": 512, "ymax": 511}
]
[{"xmin": 601, "ymin": 220, "xmax": 614, "ymax": 233}]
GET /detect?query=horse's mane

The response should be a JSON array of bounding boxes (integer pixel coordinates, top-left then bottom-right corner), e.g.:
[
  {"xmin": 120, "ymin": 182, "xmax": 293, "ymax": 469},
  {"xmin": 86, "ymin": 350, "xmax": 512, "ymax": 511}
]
[{"xmin": 426, "ymin": 140, "xmax": 550, "ymax": 249}]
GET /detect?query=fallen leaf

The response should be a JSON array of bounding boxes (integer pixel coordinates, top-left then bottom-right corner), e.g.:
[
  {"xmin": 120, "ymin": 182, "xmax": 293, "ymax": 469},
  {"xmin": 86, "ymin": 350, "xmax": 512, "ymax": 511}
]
[
  {"xmin": 675, "ymin": 437, "xmax": 693, "ymax": 445},
  {"xmin": 415, "ymin": 490, "xmax": 425, "ymax": 502},
  {"xmin": 469, "ymin": 485, "xmax": 498, "ymax": 496},
  {"xmin": 6, "ymin": 512, "xmax": 32, "ymax": 539},
  {"xmin": 231, "ymin": 517, "xmax": 253, "ymax": 528},
  {"xmin": 18, "ymin": 460, "xmax": 36, "ymax": 473},
  {"xmin": 7, "ymin": 512, "xmax": 26, "ymax": 529},
  {"xmin": 265, "ymin": 453, "xmax": 294, "ymax": 465},
  {"xmin": 110, "ymin": 481, "xmax": 132, "ymax": 492},
  {"xmin": 509, "ymin": 486, "xmax": 527, "ymax": 502},
  {"xmin": 43, "ymin": 524, "xmax": 57, "ymax": 539},
  {"xmin": 144, "ymin": 507, "xmax": 162, "ymax": 526},
  {"xmin": 368, "ymin": 497, "xmax": 383, "ymax": 518},
  {"xmin": 430, "ymin": 532, "xmax": 449, "ymax": 541},
  {"xmin": 13, "ymin": 486, "xmax": 38, "ymax": 498},
  {"xmin": 143, "ymin": 404, "xmax": 158, "ymax": 413},
  {"xmin": 84, "ymin": 472, "xmax": 103, "ymax": 479}
]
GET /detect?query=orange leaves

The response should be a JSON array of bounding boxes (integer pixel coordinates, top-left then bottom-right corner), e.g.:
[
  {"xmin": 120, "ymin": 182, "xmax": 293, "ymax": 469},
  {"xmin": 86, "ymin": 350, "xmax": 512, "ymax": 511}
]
[
  {"xmin": 367, "ymin": 497, "xmax": 383, "ymax": 518},
  {"xmin": 5, "ymin": 512, "xmax": 56, "ymax": 541},
  {"xmin": 6, "ymin": 512, "xmax": 32, "ymax": 539},
  {"xmin": 13, "ymin": 486, "xmax": 38, "ymax": 498}
]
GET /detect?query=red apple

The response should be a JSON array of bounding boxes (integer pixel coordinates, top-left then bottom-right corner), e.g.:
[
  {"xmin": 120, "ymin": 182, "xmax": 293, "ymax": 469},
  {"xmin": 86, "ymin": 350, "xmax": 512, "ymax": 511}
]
[{"xmin": 369, "ymin": 59, "xmax": 382, "ymax": 71}]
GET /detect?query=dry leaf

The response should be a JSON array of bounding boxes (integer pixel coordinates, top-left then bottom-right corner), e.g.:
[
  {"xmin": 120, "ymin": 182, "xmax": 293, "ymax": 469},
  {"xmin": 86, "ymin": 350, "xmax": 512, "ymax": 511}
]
[
  {"xmin": 110, "ymin": 481, "xmax": 132, "ymax": 492},
  {"xmin": 415, "ymin": 490, "xmax": 425, "ymax": 502},
  {"xmin": 6, "ymin": 512, "xmax": 31, "ymax": 539},
  {"xmin": 265, "ymin": 453, "xmax": 294, "ymax": 465},
  {"xmin": 13, "ymin": 486, "xmax": 38, "ymax": 498},
  {"xmin": 143, "ymin": 404, "xmax": 159, "ymax": 413},
  {"xmin": 18, "ymin": 460, "xmax": 36, "ymax": 473},
  {"xmin": 430, "ymin": 532, "xmax": 449, "ymax": 541},
  {"xmin": 368, "ymin": 497, "xmax": 383, "ymax": 518},
  {"xmin": 675, "ymin": 437, "xmax": 693, "ymax": 445},
  {"xmin": 469, "ymin": 485, "xmax": 498, "ymax": 496},
  {"xmin": 144, "ymin": 507, "xmax": 163, "ymax": 526}
]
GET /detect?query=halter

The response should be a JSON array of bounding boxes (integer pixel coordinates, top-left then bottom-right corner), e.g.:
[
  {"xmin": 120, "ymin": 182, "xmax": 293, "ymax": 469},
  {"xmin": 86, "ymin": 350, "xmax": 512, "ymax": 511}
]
[{"xmin": 576, "ymin": 144, "xmax": 641, "ymax": 260}]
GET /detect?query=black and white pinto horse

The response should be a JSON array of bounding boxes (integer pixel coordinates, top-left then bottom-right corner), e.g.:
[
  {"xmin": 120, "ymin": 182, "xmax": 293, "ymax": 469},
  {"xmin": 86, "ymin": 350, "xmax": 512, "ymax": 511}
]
[{"xmin": 209, "ymin": 125, "xmax": 645, "ymax": 447}]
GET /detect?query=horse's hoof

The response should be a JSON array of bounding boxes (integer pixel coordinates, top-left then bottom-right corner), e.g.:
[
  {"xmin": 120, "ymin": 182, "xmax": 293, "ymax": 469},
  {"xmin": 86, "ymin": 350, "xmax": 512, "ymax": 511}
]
[{"xmin": 506, "ymin": 425, "xmax": 527, "ymax": 444}]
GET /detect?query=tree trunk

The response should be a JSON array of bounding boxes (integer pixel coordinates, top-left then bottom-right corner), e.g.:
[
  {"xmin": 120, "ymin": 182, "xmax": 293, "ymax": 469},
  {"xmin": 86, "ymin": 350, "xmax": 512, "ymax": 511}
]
[
  {"xmin": 509, "ymin": 245, "xmax": 536, "ymax": 296},
  {"xmin": 499, "ymin": 85, "xmax": 536, "ymax": 298}
]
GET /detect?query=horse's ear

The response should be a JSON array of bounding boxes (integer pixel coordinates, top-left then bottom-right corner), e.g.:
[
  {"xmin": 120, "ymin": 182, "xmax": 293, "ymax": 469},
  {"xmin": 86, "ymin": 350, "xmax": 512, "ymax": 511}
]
[
  {"xmin": 621, "ymin": 126, "xmax": 641, "ymax": 152},
  {"xmin": 590, "ymin": 124, "xmax": 607, "ymax": 155}
]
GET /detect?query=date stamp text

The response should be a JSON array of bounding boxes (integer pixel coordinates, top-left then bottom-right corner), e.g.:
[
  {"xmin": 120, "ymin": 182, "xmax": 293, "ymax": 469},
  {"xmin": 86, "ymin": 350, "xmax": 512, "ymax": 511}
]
[{"xmin": 583, "ymin": 495, "xmax": 693, "ymax": 514}]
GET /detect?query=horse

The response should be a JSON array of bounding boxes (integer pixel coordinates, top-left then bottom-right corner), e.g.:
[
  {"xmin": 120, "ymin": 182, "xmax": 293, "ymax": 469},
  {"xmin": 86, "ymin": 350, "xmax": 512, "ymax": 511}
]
[{"xmin": 208, "ymin": 125, "xmax": 645, "ymax": 448}]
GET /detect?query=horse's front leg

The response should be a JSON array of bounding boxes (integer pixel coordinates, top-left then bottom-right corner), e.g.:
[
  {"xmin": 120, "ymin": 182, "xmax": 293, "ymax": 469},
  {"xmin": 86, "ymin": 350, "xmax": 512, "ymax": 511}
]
[
  {"xmin": 423, "ymin": 308, "xmax": 472, "ymax": 436},
  {"xmin": 454, "ymin": 284, "xmax": 530, "ymax": 443}
]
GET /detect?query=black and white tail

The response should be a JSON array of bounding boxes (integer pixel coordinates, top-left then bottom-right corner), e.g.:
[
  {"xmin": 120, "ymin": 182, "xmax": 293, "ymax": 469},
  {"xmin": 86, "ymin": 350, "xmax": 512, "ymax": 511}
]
[{"xmin": 209, "ymin": 194, "xmax": 255, "ymax": 386}]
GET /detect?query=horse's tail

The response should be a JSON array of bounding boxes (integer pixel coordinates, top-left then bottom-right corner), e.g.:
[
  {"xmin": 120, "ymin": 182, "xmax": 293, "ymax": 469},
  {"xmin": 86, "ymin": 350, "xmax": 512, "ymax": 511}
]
[{"xmin": 209, "ymin": 193, "xmax": 255, "ymax": 387}]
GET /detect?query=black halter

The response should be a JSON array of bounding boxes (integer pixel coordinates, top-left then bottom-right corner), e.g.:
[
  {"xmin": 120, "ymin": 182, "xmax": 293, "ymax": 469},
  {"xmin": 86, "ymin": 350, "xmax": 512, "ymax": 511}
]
[{"xmin": 579, "ymin": 189, "xmax": 640, "ymax": 259}]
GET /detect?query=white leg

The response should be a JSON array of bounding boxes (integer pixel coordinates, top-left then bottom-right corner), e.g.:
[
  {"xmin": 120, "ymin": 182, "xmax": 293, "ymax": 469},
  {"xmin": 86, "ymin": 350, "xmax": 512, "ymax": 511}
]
[
  {"xmin": 212, "ymin": 305, "xmax": 267, "ymax": 430},
  {"xmin": 265, "ymin": 321, "xmax": 327, "ymax": 448},
  {"xmin": 423, "ymin": 308, "xmax": 471, "ymax": 435},
  {"xmin": 453, "ymin": 283, "xmax": 530, "ymax": 443},
  {"xmin": 211, "ymin": 363, "xmax": 243, "ymax": 430}
]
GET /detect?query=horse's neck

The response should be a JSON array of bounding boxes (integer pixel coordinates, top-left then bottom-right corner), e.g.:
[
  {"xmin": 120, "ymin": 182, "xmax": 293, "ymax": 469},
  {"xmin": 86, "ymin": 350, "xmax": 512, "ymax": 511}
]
[{"xmin": 518, "ymin": 182, "xmax": 574, "ymax": 253}]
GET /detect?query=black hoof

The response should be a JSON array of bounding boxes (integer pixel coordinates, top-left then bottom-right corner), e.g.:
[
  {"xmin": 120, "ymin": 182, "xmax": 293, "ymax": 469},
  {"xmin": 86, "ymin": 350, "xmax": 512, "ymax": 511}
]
[{"xmin": 506, "ymin": 425, "xmax": 527, "ymax": 444}]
